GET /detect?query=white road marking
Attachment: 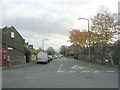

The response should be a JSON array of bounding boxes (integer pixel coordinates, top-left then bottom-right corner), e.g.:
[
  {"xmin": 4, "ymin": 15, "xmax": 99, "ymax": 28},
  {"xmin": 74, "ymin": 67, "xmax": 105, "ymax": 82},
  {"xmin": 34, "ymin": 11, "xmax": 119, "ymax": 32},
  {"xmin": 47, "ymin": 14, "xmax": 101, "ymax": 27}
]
[
  {"xmin": 25, "ymin": 70, "xmax": 33, "ymax": 72},
  {"xmin": 82, "ymin": 71, "xmax": 90, "ymax": 73},
  {"xmin": 18, "ymin": 71, "xmax": 25, "ymax": 73},
  {"xmin": 57, "ymin": 61, "xmax": 65, "ymax": 72},
  {"xmin": 26, "ymin": 76, "xmax": 35, "ymax": 79},
  {"xmin": 106, "ymin": 70, "xmax": 114, "ymax": 73},
  {"xmin": 94, "ymin": 70, "xmax": 101, "ymax": 73},
  {"xmin": 10, "ymin": 71, "xmax": 16, "ymax": 73},
  {"xmin": 3, "ymin": 71, "xmax": 8, "ymax": 72},
  {"xmin": 69, "ymin": 71, "xmax": 76, "ymax": 73},
  {"xmin": 57, "ymin": 70, "xmax": 65, "ymax": 73},
  {"xmin": 72, "ymin": 65, "xmax": 84, "ymax": 69}
]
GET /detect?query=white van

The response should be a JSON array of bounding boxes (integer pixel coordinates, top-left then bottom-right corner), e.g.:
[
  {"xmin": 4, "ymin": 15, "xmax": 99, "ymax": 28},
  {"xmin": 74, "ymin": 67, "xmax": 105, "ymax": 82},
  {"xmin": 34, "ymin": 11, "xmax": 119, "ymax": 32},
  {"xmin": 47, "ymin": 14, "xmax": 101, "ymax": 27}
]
[{"xmin": 37, "ymin": 52, "xmax": 48, "ymax": 64}]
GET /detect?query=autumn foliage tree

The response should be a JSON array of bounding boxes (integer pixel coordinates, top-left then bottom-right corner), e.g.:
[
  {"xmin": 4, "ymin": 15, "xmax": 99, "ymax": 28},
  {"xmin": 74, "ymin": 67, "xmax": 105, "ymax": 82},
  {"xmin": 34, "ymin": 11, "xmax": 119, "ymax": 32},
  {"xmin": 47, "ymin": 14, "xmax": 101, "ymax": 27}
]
[
  {"xmin": 91, "ymin": 6, "xmax": 117, "ymax": 46},
  {"xmin": 90, "ymin": 6, "xmax": 118, "ymax": 64},
  {"xmin": 69, "ymin": 6, "xmax": 118, "ymax": 64},
  {"xmin": 69, "ymin": 29, "xmax": 88, "ymax": 49}
]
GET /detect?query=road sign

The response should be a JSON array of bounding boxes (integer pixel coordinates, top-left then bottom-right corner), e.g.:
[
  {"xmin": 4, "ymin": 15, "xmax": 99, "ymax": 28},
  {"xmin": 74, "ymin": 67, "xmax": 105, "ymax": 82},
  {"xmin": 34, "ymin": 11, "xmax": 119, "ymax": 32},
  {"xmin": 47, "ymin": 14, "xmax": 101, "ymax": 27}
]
[{"xmin": 29, "ymin": 45, "xmax": 33, "ymax": 49}]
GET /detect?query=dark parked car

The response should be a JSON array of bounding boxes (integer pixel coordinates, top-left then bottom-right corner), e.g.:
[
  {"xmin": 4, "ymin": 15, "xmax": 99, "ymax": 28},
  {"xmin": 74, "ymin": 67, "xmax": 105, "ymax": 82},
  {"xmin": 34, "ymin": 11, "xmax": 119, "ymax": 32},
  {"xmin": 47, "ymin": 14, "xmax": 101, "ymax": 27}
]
[{"xmin": 48, "ymin": 55, "xmax": 53, "ymax": 61}]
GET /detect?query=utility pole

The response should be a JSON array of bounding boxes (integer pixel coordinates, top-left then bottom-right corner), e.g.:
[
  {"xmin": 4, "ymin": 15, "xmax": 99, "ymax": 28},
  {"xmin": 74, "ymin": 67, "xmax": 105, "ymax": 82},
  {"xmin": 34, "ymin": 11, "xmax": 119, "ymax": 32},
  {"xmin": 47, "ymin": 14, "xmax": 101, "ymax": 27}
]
[
  {"xmin": 42, "ymin": 39, "xmax": 48, "ymax": 52},
  {"xmin": 78, "ymin": 18, "xmax": 91, "ymax": 62}
]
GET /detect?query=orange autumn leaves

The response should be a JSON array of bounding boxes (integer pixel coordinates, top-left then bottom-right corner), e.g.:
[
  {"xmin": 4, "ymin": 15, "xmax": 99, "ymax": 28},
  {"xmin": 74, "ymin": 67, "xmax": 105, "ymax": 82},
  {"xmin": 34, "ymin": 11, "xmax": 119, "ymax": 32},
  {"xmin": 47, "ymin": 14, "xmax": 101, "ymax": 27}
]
[{"xmin": 69, "ymin": 29, "xmax": 88, "ymax": 49}]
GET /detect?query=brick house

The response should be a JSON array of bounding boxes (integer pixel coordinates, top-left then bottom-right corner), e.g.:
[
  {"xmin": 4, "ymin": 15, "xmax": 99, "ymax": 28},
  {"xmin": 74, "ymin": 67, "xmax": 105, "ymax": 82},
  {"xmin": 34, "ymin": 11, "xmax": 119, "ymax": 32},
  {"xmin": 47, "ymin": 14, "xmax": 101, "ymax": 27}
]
[{"xmin": 0, "ymin": 26, "xmax": 26, "ymax": 66}]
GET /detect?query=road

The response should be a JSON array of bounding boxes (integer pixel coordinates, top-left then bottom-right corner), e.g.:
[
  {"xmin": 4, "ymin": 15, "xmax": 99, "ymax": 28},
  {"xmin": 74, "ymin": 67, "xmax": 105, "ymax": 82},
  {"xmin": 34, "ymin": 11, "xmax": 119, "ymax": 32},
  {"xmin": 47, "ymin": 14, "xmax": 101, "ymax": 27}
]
[{"xmin": 2, "ymin": 57, "xmax": 118, "ymax": 88}]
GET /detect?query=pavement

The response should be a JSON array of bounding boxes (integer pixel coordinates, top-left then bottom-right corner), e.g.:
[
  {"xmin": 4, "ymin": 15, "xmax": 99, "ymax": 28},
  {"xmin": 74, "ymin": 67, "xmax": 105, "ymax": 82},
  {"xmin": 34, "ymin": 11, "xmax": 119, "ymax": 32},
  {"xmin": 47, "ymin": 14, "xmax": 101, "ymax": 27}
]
[
  {"xmin": 68, "ymin": 58, "xmax": 118, "ymax": 71},
  {"xmin": 79, "ymin": 60, "xmax": 118, "ymax": 71},
  {"xmin": 2, "ymin": 62, "xmax": 36, "ymax": 70}
]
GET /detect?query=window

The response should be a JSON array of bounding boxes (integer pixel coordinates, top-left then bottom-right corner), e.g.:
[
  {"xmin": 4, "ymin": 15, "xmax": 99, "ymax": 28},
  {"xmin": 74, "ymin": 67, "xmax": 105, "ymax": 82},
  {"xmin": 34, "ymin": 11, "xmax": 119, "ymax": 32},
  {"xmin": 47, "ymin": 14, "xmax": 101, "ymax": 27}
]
[
  {"xmin": 11, "ymin": 32, "xmax": 15, "ymax": 38},
  {"xmin": 8, "ymin": 47, "xmax": 13, "ymax": 50}
]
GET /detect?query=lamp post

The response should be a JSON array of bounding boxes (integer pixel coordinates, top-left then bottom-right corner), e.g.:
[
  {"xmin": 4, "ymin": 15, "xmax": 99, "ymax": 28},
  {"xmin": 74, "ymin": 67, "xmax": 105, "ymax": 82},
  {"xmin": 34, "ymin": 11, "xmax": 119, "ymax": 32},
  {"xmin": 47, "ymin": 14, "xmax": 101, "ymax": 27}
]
[
  {"xmin": 42, "ymin": 39, "xmax": 48, "ymax": 52},
  {"xmin": 78, "ymin": 18, "xmax": 91, "ymax": 62}
]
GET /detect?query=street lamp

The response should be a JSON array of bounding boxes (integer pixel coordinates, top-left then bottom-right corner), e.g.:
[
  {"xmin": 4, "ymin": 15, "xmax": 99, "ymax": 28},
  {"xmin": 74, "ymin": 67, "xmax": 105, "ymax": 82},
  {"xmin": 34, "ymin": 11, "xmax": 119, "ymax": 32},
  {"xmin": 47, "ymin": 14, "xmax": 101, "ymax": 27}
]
[
  {"xmin": 78, "ymin": 18, "xmax": 91, "ymax": 62},
  {"xmin": 42, "ymin": 39, "xmax": 48, "ymax": 52}
]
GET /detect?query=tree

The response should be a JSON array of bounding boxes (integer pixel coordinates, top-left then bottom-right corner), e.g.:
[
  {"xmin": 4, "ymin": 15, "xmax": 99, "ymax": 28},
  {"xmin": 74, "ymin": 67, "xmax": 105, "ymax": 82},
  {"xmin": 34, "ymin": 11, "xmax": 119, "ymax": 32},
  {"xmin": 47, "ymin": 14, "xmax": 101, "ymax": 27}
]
[
  {"xmin": 24, "ymin": 43, "xmax": 30, "ymax": 55},
  {"xmin": 69, "ymin": 29, "xmax": 88, "ymax": 49},
  {"xmin": 91, "ymin": 6, "xmax": 117, "ymax": 45},
  {"xmin": 60, "ymin": 45, "xmax": 68, "ymax": 56},
  {"xmin": 24, "ymin": 43, "xmax": 31, "ymax": 63},
  {"xmin": 47, "ymin": 47, "xmax": 55, "ymax": 55},
  {"xmin": 90, "ymin": 6, "xmax": 118, "ymax": 64},
  {"xmin": 31, "ymin": 49, "xmax": 40, "ymax": 55}
]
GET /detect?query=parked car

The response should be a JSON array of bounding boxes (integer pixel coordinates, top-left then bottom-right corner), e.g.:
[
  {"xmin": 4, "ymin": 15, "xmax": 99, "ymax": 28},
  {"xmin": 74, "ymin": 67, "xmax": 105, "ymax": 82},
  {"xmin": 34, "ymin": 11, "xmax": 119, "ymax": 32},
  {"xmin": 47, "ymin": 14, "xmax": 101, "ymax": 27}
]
[
  {"xmin": 60, "ymin": 55, "xmax": 63, "ymax": 57},
  {"xmin": 37, "ymin": 52, "xmax": 48, "ymax": 64},
  {"xmin": 52, "ymin": 55, "xmax": 58, "ymax": 59},
  {"xmin": 57, "ymin": 54, "xmax": 63, "ymax": 58},
  {"xmin": 48, "ymin": 55, "xmax": 53, "ymax": 61}
]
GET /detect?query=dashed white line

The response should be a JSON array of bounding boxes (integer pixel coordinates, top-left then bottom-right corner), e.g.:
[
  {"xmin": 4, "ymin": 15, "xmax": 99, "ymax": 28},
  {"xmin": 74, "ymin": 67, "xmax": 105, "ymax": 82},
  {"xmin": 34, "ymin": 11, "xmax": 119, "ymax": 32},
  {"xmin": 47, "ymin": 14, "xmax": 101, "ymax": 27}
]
[
  {"xmin": 10, "ymin": 71, "xmax": 16, "ymax": 73},
  {"xmin": 57, "ymin": 70, "xmax": 65, "ymax": 73},
  {"xmin": 69, "ymin": 71, "xmax": 76, "ymax": 73},
  {"xmin": 26, "ymin": 76, "xmax": 35, "ymax": 79},
  {"xmin": 82, "ymin": 71, "xmax": 90, "ymax": 73},
  {"xmin": 25, "ymin": 70, "xmax": 33, "ymax": 72},
  {"xmin": 106, "ymin": 70, "xmax": 114, "ymax": 73},
  {"xmin": 72, "ymin": 65, "xmax": 84, "ymax": 69},
  {"xmin": 57, "ymin": 61, "xmax": 65, "ymax": 73},
  {"xmin": 94, "ymin": 70, "xmax": 101, "ymax": 73},
  {"xmin": 17, "ymin": 71, "xmax": 26, "ymax": 73},
  {"xmin": 57, "ymin": 60, "xmax": 116, "ymax": 74}
]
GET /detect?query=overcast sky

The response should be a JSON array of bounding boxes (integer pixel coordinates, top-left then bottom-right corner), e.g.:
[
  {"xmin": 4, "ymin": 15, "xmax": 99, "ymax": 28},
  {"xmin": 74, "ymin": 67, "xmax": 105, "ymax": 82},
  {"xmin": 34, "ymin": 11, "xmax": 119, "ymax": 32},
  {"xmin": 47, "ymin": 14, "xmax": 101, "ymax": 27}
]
[{"xmin": 0, "ymin": 0, "xmax": 119, "ymax": 51}]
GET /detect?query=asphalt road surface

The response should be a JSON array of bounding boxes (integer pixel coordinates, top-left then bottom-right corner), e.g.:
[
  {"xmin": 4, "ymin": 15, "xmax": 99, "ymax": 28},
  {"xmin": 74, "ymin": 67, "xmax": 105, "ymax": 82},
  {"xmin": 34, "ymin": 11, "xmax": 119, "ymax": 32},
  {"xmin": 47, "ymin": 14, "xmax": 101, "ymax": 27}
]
[{"xmin": 2, "ymin": 57, "xmax": 118, "ymax": 88}]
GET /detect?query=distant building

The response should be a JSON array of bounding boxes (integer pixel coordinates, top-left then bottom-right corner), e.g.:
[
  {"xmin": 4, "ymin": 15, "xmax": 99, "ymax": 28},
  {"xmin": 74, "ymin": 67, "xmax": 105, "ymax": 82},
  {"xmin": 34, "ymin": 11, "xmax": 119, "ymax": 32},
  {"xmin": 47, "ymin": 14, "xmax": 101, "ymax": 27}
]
[
  {"xmin": 0, "ymin": 26, "xmax": 25, "ymax": 66},
  {"xmin": 67, "ymin": 44, "xmax": 75, "ymax": 56},
  {"xmin": 68, "ymin": 44, "xmax": 81, "ymax": 59}
]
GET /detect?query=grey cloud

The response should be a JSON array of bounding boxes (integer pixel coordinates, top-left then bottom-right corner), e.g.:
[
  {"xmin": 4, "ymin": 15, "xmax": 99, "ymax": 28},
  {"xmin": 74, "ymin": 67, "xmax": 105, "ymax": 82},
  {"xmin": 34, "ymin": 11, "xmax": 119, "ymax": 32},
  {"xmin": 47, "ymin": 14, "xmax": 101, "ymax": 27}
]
[
  {"xmin": 2, "ymin": 14, "xmax": 72, "ymax": 36},
  {"xmin": 55, "ymin": 0, "xmax": 92, "ymax": 5}
]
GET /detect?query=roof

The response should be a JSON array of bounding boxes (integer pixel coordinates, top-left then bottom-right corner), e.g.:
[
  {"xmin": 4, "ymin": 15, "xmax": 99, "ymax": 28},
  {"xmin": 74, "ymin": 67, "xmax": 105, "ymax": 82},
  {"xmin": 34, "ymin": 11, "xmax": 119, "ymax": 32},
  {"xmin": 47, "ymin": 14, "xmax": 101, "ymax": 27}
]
[{"xmin": 1, "ymin": 26, "xmax": 25, "ymax": 41}]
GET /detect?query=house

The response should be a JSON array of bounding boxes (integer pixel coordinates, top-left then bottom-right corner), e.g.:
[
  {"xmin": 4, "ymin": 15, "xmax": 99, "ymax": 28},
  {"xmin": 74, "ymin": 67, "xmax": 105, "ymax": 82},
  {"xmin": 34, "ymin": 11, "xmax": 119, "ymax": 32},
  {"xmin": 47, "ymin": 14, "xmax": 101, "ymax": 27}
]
[
  {"xmin": 0, "ymin": 26, "xmax": 26, "ymax": 66},
  {"xmin": 67, "ymin": 44, "xmax": 81, "ymax": 59},
  {"xmin": 67, "ymin": 44, "xmax": 75, "ymax": 56}
]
